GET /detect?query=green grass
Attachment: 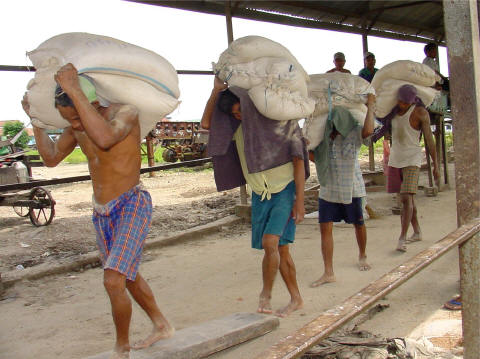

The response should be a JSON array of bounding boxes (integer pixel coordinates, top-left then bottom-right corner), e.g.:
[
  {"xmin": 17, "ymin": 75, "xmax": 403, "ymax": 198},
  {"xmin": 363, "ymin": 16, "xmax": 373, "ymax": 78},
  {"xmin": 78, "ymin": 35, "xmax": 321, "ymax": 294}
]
[
  {"xmin": 359, "ymin": 132, "xmax": 454, "ymax": 158},
  {"xmin": 26, "ymin": 145, "xmax": 167, "ymax": 165}
]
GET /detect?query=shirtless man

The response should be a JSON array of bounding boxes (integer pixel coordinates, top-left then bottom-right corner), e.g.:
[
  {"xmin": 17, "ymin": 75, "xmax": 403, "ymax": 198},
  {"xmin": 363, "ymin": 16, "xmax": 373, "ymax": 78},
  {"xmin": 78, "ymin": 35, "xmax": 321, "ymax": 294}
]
[
  {"xmin": 385, "ymin": 85, "xmax": 439, "ymax": 252},
  {"xmin": 22, "ymin": 63, "xmax": 173, "ymax": 359}
]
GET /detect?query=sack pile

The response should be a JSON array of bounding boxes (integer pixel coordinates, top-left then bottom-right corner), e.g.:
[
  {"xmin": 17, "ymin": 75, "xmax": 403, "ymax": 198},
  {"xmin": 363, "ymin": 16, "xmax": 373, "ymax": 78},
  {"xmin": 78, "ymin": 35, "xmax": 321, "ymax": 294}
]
[
  {"xmin": 213, "ymin": 35, "xmax": 315, "ymax": 121},
  {"xmin": 371, "ymin": 60, "xmax": 439, "ymax": 118},
  {"xmin": 303, "ymin": 73, "xmax": 375, "ymax": 150},
  {"xmin": 26, "ymin": 32, "xmax": 180, "ymax": 139}
]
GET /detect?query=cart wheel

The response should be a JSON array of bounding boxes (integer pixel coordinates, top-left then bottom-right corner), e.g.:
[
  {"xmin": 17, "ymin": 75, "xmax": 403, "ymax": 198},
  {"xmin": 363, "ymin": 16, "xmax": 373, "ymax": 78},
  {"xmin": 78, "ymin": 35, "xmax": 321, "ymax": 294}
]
[
  {"xmin": 13, "ymin": 204, "xmax": 30, "ymax": 217},
  {"xmin": 29, "ymin": 187, "xmax": 55, "ymax": 226}
]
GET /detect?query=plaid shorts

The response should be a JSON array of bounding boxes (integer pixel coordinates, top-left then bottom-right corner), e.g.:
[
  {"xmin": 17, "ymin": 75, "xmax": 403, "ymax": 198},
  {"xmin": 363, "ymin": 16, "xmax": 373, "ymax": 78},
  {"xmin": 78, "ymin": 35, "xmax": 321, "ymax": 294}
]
[
  {"xmin": 92, "ymin": 185, "xmax": 152, "ymax": 281},
  {"xmin": 387, "ymin": 166, "xmax": 420, "ymax": 194}
]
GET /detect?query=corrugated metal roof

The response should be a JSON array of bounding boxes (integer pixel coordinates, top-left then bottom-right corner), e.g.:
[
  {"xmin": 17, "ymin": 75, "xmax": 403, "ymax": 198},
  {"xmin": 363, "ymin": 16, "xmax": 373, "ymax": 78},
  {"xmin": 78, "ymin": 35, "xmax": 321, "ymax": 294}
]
[{"xmin": 128, "ymin": 0, "xmax": 479, "ymax": 45}]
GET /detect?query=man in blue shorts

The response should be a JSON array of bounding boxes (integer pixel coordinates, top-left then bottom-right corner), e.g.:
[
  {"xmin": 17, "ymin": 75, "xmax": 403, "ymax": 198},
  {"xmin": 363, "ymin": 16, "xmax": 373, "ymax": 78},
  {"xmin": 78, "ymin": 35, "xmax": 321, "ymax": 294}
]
[
  {"xmin": 310, "ymin": 94, "xmax": 375, "ymax": 287},
  {"xmin": 22, "ymin": 63, "xmax": 173, "ymax": 359},
  {"xmin": 201, "ymin": 76, "xmax": 309, "ymax": 317}
]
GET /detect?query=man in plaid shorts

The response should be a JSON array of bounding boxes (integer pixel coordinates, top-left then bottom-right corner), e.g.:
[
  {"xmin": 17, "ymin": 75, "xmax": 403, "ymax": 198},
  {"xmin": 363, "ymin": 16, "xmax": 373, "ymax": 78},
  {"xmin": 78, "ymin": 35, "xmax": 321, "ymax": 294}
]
[
  {"xmin": 386, "ymin": 85, "xmax": 439, "ymax": 252},
  {"xmin": 22, "ymin": 63, "xmax": 173, "ymax": 359}
]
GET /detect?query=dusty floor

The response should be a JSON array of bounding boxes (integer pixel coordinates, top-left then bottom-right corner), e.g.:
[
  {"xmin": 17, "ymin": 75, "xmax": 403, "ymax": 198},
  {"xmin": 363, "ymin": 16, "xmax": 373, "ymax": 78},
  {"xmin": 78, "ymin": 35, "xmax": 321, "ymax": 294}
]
[{"xmin": 0, "ymin": 161, "xmax": 461, "ymax": 358}]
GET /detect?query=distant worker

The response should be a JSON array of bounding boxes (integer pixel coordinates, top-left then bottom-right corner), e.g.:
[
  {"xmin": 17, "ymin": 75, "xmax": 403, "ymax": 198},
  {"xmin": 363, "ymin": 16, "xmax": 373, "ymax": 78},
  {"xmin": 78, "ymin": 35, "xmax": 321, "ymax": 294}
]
[
  {"xmin": 359, "ymin": 52, "xmax": 378, "ymax": 83},
  {"xmin": 326, "ymin": 52, "xmax": 351, "ymax": 74},
  {"xmin": 374, "ymin": 85, "xmax": 439, "ymax": 253},
  {"xmin": 201, "ymin": 76, "xmax": 309, "ymax": 318},
  {"xmin": 22, "ymin": 63, "xmax": 174, "ymax": 359},
  {"xmin": 422, "ymin": 42, "xmax": 448, "ymax": 91}
]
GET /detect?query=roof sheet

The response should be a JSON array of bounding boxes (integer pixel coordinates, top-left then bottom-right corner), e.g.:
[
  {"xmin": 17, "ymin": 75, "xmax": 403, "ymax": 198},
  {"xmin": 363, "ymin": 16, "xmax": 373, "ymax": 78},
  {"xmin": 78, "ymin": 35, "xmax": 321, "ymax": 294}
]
[{"xmin": 128, "ymin": 0, "xmax": 457, "ymax": 44}]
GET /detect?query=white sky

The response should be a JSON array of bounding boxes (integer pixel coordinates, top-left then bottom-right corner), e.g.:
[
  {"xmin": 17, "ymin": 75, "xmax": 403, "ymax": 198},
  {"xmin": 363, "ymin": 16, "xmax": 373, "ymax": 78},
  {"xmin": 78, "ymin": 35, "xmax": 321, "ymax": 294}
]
[{"xmin": 1, "ymin": 0, "xmax": 448, "ymax": 125}]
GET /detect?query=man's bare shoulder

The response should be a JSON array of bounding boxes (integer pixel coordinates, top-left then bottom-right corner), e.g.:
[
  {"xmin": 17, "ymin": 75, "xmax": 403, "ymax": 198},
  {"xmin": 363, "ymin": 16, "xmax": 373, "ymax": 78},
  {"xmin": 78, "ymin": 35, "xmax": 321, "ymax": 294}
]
[
  {"xmin": 412, "ymin": 106, "xmax": 429, "ymax": 120},
  {"xmin": 105, "ymin": 104, "xmax": 139, "ymax": 123}
]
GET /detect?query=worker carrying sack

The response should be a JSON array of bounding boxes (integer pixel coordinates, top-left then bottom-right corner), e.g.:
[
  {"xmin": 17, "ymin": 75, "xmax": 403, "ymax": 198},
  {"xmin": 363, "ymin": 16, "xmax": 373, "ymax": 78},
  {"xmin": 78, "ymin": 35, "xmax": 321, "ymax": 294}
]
[
  {"xmin": 371, "ymin": 60, "xmax": 439, "ymax": 118},
  {"xmin": 212, "ymin": 35, "xmax": 315, "ymax": 121},
  {"xmin": 303, "ymin": 73, "xmax": 375, "ymax": 150},
  {"xmin": 26, "ymin": 32, "xmax": 180, "ymax": 139}
]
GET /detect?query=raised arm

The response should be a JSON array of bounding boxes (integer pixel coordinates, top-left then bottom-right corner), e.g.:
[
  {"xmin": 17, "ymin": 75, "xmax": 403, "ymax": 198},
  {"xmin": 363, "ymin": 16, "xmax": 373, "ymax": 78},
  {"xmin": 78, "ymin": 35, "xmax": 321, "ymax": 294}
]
[
  {"xmin": 22, "ymin": 93, "xmax": 77, "ymax": 167},
  {"xmin": 55, "ymin": 64, "xmax": 139, "ymax": 150},
  {"xmin": 362, "ymin": 93, "xmax": 376, "ymax": 139},
  {"xmin": 417, "ymin": 107, "xmax": 439, "ymax": 181},
  {"xmin": 200, "ymin": 76, "xmax": 227, "ymax": 130}
]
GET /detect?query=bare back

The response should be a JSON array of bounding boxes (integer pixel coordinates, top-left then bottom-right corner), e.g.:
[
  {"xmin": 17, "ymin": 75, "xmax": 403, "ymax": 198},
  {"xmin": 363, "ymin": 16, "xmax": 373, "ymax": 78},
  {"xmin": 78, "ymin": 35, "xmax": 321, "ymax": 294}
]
[{"xmin": 74, "ymin": 104, "xmax": 141, "ymax": 205}]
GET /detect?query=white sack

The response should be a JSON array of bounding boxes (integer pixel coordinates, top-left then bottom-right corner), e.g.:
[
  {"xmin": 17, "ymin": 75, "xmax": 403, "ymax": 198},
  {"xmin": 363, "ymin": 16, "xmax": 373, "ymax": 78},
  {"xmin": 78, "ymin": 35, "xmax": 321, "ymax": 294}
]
[
  {"xmin": 371, "ymin": 60, "xmax": 438, "ymax": 89},
  {"xmin": 28, "ymin": 32, "xmax": 179, "ymax": 98},
  {"xmin": 308, "ymin": 73, "xmax": 374, "ymax": 115},
  {"xmin": 249, "ymin": 83, "xmax": 315, "ymax": 121},
  {"xmin": 375, "ymin": 79, "xmax": 439, "ymax": 118},
  {"xmin": 213, "ymin": 36, "xmax": 313, "ymax": 121},
  {"xmin": 303, "ymin": 113, "xmax": 328, "ymax": 151},
  {"xmin": 303, "ymin": 106, "xmax": 367, "ymax": 151},
  {"xmin": 215, "ymin": 57, "xmax": 302, "ymax": 90},
  {"xmin": 26, "ymin": 32, "xmax": 180, "ymax": 139},
  {"xmin": 213, "ymin": 35, "xmax": 309, "ymax": 81}
]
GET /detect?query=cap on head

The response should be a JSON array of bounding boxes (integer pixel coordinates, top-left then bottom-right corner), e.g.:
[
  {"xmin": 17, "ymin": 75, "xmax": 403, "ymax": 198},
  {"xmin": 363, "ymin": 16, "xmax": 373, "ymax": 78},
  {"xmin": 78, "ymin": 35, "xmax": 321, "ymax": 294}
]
[
  {"xmin": 54, "ymin": 74, "xmax": 97, "ymax": 107},
  {"xmin": 364, "ymin": 51, "xmax": 375, "ymax": 59},
  {"xmin": 334, "ymin": 52, "xmax": 345, "ymax": 60},
  {"xmin": 397, "ymin": 84, "xmax": 418, "ymax": 104}
]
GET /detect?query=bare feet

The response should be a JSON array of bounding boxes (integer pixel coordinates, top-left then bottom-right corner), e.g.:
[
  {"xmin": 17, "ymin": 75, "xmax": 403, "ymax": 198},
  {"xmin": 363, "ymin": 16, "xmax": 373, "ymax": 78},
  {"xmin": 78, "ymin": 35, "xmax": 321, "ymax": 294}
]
[
  {"xmin": 132, "ymin": 325, "xmax": 175, "ymax": 350},
  {"xmin": 310, "ymin": 273, "xmax": 336, "ymax": 287},
  {"xmin": 110, "ymin": 350, "xmax": 130, "ymax": 359},
  {"xmin": 257, "ymin": 295, "xmax": 273, "ymax": 314},
  {"xmin": 396, "ymin": 239, "xmax": 407, "ymax": 252},
  {"xmin": 275, "ymin": 298, "xmax": 304, "ymax": 318},
  {"xmin": 358, "ymin": 256, "xmax": 371, "ymax": 271},
  {"xmin": 407, "ymin": 232, "xmax": 422, "ymax": 242}
]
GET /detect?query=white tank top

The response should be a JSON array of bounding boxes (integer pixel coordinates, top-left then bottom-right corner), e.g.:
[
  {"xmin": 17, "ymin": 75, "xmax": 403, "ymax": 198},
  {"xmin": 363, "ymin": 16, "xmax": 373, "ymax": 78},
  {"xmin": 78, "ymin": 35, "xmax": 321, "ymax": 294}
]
[{"xmin": 388, "ymin": 105, "xmax": 423, "ymax": 168}]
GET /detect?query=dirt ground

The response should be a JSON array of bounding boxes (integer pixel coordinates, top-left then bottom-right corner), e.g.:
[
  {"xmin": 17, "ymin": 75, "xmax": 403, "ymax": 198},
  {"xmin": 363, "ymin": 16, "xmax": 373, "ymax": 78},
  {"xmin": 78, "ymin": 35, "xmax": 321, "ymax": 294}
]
[{"xmin": 0, "ymin": 161, "xmax": 462, "ymax": 358}]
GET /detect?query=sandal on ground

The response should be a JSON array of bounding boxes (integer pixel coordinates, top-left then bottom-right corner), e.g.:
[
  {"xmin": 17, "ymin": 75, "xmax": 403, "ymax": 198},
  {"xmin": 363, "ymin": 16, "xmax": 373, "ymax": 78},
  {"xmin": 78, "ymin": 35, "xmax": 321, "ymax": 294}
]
[{"xmin": 443, "ymin": 295, "xmax": 462, "ymax": 310}]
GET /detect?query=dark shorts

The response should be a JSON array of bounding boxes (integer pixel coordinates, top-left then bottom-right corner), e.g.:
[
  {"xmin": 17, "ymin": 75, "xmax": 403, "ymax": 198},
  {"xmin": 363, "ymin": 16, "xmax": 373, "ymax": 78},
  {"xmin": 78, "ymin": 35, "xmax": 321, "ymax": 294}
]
[
  {"xmin": 92, "ymin": 185, "xmax": 152, "ymax": 281},
  {"xmin": 251, "ymin": 181, "xmax": 296, "ymax": 250},
  {"xmin": 318, "ymin": 197, "xmax": 364, "ymax": 225}
]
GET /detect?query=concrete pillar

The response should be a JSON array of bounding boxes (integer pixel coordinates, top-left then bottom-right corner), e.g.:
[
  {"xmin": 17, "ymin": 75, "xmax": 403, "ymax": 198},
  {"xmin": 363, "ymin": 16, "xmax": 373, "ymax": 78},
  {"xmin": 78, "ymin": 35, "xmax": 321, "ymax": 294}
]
[{"xmin": 443, "ymin": 1, "xmax": 480, "ymax": 357}]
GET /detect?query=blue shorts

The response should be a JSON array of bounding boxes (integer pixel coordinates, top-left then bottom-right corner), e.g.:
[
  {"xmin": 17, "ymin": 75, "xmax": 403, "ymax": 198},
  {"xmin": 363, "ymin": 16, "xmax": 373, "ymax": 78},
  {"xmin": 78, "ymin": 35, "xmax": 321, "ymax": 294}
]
[
  {"xmin": 251, "ymin": 181, "xmax": 296, "ymax": 250},
  {"xmin": 92, "ymin": 185, "xmax": 152, "ymax": 281},
  {"xmin": 318, "ymin": 197, "xmax": 364, "ymax": 225}
]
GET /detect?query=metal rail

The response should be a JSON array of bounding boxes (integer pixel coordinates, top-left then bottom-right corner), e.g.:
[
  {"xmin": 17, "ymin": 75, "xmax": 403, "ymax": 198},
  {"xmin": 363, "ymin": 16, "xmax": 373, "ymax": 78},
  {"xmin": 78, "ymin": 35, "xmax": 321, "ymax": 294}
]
[
  {"xmin": 255, "ymin": 217, "xmax": 480, "ymax": 359},
  {"xmin": 0, "ymin": 157, "xmax": 211, "ymax": 192},
  {"xmin": 0, "ymin": 65, "xmax": 213, "ymax": 75}
]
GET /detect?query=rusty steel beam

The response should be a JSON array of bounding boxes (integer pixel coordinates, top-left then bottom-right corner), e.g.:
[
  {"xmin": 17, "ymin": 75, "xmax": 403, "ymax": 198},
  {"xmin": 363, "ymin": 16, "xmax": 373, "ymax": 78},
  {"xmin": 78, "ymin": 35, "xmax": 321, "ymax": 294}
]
[
  {"xmin": 0, "ymin": 158, "xmax": 212, "ymax": 192},
  {"xmin": 444, "ymin": 1, "xmax": 480, "ymax": 358},
  {"xmin": 255, "ymin": 218, "xmax": 480, "ymax": 359},
  {"xmin": 0, "ymin": 65, "xmax": 213, "ymax": 75}
]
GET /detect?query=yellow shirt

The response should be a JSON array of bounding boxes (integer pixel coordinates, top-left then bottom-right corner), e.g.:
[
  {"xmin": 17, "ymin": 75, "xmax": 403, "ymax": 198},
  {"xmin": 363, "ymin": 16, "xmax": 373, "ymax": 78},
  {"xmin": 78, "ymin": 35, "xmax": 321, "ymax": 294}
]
[{"xmin": 233, "ymin": 126, "xmax": 294, "ymax": 201}]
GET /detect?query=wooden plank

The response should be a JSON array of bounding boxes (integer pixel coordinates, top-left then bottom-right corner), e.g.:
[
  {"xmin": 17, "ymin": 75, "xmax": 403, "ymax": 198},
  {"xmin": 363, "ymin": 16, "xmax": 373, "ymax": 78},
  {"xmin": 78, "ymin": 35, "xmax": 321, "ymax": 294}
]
[
  {"xmin": 255, "ymin": 218, "xmax": 480, "ymax": 359},
  {"xmin": 84, "ymin": 313, "xmax": 279, "ymax": 359}
]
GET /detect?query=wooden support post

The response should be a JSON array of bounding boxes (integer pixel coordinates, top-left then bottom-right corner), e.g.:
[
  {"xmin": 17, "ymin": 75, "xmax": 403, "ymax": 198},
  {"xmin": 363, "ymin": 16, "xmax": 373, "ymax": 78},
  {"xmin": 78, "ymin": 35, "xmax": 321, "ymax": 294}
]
[
  {"xmin": 444, "ymin": 1, "xmax": 480, "ymax": 358},
  {"xmin": 146, "ymin": 136, "xmax": 155, "ymax": 178},
  {"xmin": 224, "ymin": 1, "xmax": 248, "ymax": 205},
  {"xmin": 362, "ymin": 33, "xmax": 375, "ymax": 172}
]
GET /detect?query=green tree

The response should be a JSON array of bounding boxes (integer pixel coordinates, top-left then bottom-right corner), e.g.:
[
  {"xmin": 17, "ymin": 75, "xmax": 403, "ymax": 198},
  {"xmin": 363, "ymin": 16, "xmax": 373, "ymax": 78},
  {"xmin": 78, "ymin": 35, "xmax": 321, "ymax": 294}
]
[{"xmin": 3, "ymin": 121, "xmax": 30, "ymax": 149}]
